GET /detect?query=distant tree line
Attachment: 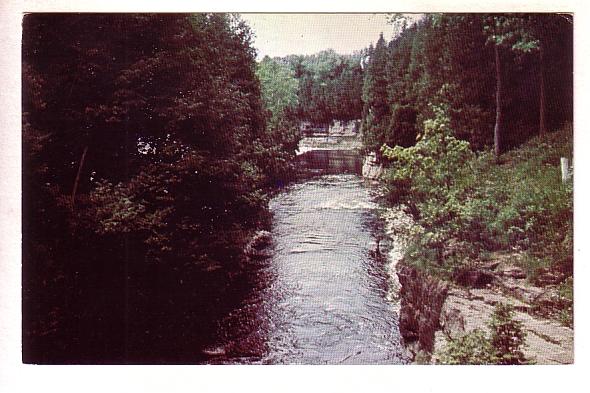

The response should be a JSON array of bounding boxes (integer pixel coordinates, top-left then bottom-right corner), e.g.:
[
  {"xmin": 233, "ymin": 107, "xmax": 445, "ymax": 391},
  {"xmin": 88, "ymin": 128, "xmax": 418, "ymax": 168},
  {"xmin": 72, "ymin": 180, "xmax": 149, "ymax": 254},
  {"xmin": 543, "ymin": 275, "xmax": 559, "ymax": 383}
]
[{"xmin": 257, "ymin": 49, "xmax": 365, "ymax": 127}]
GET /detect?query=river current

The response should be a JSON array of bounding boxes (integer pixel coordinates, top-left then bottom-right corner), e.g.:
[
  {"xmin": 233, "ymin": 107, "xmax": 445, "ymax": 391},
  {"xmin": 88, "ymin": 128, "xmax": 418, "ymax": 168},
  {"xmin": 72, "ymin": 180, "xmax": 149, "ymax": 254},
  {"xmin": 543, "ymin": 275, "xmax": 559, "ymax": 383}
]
[{"xmin": 208, "ymin": 150, "xmax": 408, "ymax": 364}]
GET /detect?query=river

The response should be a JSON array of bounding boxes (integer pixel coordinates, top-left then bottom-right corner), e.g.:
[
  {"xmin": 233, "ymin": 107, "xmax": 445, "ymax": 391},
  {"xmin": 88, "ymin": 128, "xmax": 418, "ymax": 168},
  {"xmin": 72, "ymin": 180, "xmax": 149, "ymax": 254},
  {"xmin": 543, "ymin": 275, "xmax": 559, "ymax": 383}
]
[{"xmin": 207, "ymin": 150, "xmax": 408, "ymax": 364}]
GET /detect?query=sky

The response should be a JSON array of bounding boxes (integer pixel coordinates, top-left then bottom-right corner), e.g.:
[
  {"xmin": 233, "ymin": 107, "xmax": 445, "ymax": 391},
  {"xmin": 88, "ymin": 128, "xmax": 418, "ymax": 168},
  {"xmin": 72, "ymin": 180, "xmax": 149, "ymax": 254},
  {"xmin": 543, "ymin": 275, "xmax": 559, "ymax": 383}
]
[{"xmin": 240, "ymin": 13, "xmax": 412, "ymax": 59}]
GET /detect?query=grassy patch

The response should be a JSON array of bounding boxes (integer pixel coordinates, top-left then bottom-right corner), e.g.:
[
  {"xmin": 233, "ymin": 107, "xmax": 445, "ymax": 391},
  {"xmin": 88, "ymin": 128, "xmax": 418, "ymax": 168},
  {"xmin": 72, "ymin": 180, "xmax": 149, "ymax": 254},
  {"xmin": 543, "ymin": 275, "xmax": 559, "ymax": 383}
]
[
  {"xmin": 517, "ymin": 253, "xmax": 552, "ymax": 283},
  {"xmin": 382, "ymin": 112, "xmax": 573, "ymax": 287}
]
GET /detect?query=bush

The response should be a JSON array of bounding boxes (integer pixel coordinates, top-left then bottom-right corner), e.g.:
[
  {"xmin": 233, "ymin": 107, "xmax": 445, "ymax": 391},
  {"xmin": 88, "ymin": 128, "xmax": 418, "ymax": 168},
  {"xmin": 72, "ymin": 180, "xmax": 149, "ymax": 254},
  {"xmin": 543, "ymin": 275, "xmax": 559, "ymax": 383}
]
[
  {"xmin": 438, "ymin": 304, "xmax": 531, "ymax": 365},
  {"xmin": 381, "ymin": 104, "xmax": 475, "ymax": 263},
  {"xmin": 381, "ymin": 110, "xmax": 573, "ymax": 284},
  {"xmin": 438, "ymin": 329, "xmax": 497, "ymax": 364},
  {"xmin": 489, "ymin": 303, "xmax": 528, "ymax": 364}
]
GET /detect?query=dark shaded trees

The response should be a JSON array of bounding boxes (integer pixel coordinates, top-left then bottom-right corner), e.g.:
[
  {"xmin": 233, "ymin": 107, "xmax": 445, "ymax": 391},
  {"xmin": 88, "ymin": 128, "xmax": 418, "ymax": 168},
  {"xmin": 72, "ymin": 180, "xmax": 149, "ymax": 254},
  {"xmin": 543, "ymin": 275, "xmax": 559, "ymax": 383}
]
[
  {"xmin": 22, "ymin": 13, "xmax": 295, "ymax": 363},
  {"xmin": 360, "ymin": 13, "xmax": 573, "ymax": 156},
  {"xmin": 361, "ymin": 34, "xmax": 390, "ymax": 151},
  {"xmin": 278, "ymin": 50, "xmax": 364, "ymax": 126}
]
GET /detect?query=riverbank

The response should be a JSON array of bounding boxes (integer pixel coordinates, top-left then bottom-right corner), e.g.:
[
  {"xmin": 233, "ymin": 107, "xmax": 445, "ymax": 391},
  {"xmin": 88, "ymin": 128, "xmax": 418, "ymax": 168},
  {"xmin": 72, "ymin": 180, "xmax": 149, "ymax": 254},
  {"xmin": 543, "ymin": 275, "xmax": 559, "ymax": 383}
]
[
  {"xmin": 380, "ymin": 208, "xmax": 574, "ymax": 364},
  {"xmin": 375, "ymin": 125, "xmax": 574, "ymax": 364}
]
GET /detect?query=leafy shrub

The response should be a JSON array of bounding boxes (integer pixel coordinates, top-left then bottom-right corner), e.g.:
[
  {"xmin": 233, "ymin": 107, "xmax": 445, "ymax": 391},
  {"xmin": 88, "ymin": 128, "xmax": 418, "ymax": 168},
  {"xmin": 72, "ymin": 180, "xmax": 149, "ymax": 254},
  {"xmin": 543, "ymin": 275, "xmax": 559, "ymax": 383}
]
[
  {"xmin": 381, "ymin": 110, "xmax": 573, "ymax": 284},
  {"xmin": 381, "ymin": 104, "xmax": 475, "ymax": 263},
  {"xmin": 438, "ymin": 329, "xmax": 497, "ymax": 364},
  {"xmin": 517, "ymin": 253, "xmax": 552, "ymax": 283},
  {"xmin": 438, "ymin": 304, "xmax": 531, "ymax": 365},
  {"xmin": 489, "ymin": 303, "xmax": 528, "ymax": 364}
]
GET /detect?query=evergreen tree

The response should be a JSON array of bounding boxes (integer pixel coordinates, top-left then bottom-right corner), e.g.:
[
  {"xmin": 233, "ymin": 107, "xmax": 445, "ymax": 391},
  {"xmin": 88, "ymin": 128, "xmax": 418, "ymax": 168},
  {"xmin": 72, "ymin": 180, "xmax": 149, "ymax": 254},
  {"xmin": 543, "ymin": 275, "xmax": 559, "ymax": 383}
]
[{"xmin": 361, "ymin": 33, "xmax": 390, "ymax": 151}]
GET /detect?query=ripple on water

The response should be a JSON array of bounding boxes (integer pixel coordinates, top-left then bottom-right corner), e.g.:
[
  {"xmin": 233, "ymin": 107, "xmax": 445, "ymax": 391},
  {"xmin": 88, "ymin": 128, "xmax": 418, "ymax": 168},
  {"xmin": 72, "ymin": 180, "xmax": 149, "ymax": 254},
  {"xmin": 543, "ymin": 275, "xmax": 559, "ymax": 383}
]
[{"xmin": 212, "ymin": 172, "xmax": 408, "ymax": 365}]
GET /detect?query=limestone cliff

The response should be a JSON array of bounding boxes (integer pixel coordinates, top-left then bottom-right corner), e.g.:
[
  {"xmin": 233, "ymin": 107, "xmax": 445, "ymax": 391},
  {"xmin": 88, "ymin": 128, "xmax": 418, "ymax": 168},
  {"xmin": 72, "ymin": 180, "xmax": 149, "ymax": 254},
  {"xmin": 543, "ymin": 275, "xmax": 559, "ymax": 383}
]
[
  {"xmin": 396, "ymin": 263, "xmax": 448, "ymax": 356},
  {"xmin": 362, "ymin": 152, "xmax": 383, "ymax": 179}
]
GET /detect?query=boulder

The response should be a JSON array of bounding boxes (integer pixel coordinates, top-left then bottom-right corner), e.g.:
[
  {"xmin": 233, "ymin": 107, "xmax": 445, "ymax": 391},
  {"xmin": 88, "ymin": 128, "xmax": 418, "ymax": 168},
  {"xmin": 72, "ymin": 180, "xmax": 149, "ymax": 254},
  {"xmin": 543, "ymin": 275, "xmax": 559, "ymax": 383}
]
[
  {"xmin": 440, "ymin": 307, "xmax": 465, "ymax": 339},
  {"xmin": 244, "ymin": 230, "xmax": 273, "ymax": 259},
  {"xmin": 502, "ymin": 266, "xmax": 527, "ymax": 279},
  {"xmin": 362, "ymin": 153, "xmax": 384, "ymax": 179},
  {"xmin": 453, "ymin": 268, "xmax": 495, "ymax": 288}
]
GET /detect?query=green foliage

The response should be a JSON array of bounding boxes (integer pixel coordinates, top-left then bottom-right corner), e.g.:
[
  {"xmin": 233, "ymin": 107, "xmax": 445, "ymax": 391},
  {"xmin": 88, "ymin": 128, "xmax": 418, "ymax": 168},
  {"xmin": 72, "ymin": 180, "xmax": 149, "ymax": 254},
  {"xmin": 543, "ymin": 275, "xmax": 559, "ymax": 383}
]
[
  {"xmin": 256, "ymin": 56, "xmax": 298, "ymax": 129},
  {"xmin": 255, "ymin": 56, "xmax": 301, "ymax": 184},
  {"xmin": 22, "ymin": 13, "xmax": 295, "ymax": 362},
  {"xmin": 517, "ymin": 253, "xmax": 552, "ymax": 283},
  {"xmin": 381, "ymin": 113, "xmax": 572, "ymax": 284},
  {"xmin": 489, "ymin": 303, "xmax": 528, "ymax": 364},
  {"xmin": 438, "ymin": 329, "xmax": 497, "ymax": 365},
  {"xmin": 557, "ymin": 277, "xmax": 574, "ymax": 327},
  {"xmin": 482, "ymin": 15, "xmax": 540, "ymax": 52},
  {"xmin": 387, "ymin": 105, "xmax": 418, "ymax": 148},
  {"xmin": 361, "ymin": 34, "xmax": 391, "ymax": 151},
  {"xmin": 282, "ymin": 49, "xmax": 364, "ymax": 125},
  {"xmin": 381, "ymin": 104, "xmax": 475, "ymax": 260},
  {"xmin": 439, "ymin": 304, "xmax": 530, "ymax": 365},
  {"xmin": 362, "ymin": 13, "xmax": 572, "ymax": 154}
]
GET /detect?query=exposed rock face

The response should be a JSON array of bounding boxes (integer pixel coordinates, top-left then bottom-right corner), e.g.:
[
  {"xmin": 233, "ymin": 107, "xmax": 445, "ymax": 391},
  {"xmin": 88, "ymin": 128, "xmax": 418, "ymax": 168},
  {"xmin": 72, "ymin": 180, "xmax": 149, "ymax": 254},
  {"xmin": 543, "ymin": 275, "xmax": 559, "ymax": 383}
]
[
  {"xmin": 328, "ymin": 120, "xmax": 360, "ymax": 136},
  {"xmin": 429, "ymin": 255, "xmax": 573, "ymax": 364},
  {"xmin": 362, "ymin": 152, "xmax": 383, "ymax": 179},
  {"xmin": 397, "ymin": 263, "xmax": 448, "ymax": 354},
  {"xmin": 299, "ymin": 119, "xmax": 360, "ymax": 137},
  {"xmin": 393, "ymin": 249, "xmax": 573, "ymax": 364},
  {"xmin": 432, "ymin": 285, "xmax": 574, "ymax": 364}
]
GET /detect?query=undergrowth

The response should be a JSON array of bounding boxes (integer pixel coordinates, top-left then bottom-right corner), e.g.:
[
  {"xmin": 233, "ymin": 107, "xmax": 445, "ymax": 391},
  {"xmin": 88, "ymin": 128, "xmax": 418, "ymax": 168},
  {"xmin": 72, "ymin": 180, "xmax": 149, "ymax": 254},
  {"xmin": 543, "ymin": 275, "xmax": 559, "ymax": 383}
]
[
  {"xmin": 382, "ymin": 105, "xmax": 573, "ymax": 297},
  {"xmin": 438, "ymin": 303, "xmax": 532, "ymax": 365}
]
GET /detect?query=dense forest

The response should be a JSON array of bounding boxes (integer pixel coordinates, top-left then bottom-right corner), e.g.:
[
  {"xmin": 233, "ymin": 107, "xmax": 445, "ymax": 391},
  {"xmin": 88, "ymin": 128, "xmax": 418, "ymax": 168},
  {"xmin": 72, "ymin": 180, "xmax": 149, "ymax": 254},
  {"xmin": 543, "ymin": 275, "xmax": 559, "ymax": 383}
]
[
  {"xmin": 22, "ymin": 13, "xmax": 573, "ymax": 364},
  {"xmin": 361, "ymin": 14, "xmax": 573, "ymax": 153},
  {"xmin": 258, "ymin": 14, "xmax": 572, "ymax": 151},
  {"xmin": 22, "ymin": 13, "xmax": 298, "ymax": 363},
  {"xmin": 256, "ymin": 49, "xmax": 365, "ymax": 127}
]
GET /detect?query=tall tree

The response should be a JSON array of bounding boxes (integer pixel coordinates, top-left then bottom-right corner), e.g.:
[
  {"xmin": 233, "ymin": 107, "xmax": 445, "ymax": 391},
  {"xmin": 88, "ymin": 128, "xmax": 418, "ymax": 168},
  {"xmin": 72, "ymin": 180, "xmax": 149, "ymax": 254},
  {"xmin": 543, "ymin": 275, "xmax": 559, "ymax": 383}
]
[
  {"xmin": 483, "ymin": 15, "xmax": 540, "ymax": 157},
  {"xmin": 361, "ymin": 33, "xmax": 390, "ymax": 151}
]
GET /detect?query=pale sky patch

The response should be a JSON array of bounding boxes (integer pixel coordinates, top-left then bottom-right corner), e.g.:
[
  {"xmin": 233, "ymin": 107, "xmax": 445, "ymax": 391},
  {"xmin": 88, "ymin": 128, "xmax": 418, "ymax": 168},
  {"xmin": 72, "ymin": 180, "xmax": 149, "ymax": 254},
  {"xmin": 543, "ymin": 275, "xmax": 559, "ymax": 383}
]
[{"xmin": 240, "ymin": 13, "xmax": 415, "ymax": 59}]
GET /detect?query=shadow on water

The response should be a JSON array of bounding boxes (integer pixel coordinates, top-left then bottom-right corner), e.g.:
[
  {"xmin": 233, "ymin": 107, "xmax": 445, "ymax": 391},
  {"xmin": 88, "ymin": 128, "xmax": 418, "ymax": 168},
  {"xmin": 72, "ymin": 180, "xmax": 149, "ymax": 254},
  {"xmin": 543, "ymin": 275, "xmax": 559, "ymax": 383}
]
[{"xmin": 206, "ymin": 150, "xmax": 409, "ymax": 364}]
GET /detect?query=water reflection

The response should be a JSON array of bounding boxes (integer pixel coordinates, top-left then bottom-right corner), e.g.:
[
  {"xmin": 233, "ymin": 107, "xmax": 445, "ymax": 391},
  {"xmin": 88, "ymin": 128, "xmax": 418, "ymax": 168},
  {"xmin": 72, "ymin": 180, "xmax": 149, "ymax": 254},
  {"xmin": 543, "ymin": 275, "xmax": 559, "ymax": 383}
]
[{"xmin": 296, "ymin": 150, "xmax": 362, "ymax": 175}]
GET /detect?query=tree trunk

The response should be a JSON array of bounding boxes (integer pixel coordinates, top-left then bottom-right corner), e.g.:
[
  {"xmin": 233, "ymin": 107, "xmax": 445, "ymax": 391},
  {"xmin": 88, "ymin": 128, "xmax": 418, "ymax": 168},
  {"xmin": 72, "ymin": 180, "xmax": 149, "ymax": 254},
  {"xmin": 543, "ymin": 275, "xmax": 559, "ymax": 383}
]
[
  {"xmin": 539, "ymin": 44, "xmax": 547, "ymax": 136},
  {"xmin": 71, "ymin": 145, "xmax": 89, "ymax": 209},
  {"xmin": 493, "ymin": 45, "xmax": 503, "ymax": 159}
]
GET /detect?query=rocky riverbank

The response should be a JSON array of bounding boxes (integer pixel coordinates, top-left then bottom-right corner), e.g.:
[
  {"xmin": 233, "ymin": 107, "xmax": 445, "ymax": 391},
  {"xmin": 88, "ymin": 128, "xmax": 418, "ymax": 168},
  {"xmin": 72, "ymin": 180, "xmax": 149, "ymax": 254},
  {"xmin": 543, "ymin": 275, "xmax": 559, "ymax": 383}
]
[
  {"xmin": 431, "ymin": 256, "xmax": 574, "ymax": 364},
  {"xmin": 379, "ymin": 207, "xmax": 574, "ymax": 364},
  {"xmin": 297, "ymin": 119, "xmax": 363, "ymax": 154}
]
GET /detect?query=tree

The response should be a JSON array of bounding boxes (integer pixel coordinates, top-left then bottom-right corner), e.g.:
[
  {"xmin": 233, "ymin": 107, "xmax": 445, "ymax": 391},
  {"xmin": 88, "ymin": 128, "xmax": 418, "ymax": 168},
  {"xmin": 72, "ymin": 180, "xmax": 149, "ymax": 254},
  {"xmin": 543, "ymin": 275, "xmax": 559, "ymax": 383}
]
[
  {"xmin": 280, "ymin": 50, "xmax": 364, "ymax": 126},
  {"xmin": 361, "ymin": 33, "xmax": 391, "ymax": 151},
  {"xmin": 256, "ymin": 56, "xmax": 298, "ymax": 128},
  {"xmin": 22, "ymin": 13, "xmax": 290, "ymax": 363},
  {"xmin": 483, "ymin": 15, "xmax": 540, "ymax": 157},
  {"xmin": 529, "ymin": 14, "xmax": 573, "ymax": 137}
]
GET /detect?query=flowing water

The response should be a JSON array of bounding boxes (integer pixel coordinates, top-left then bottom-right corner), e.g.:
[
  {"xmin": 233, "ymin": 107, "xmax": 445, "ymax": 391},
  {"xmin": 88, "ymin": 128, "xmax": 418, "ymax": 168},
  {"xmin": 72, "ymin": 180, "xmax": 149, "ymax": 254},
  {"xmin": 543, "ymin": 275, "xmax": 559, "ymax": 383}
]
[{"xmin": 208, "ymin": 150, "xmax": 408, "ymax": 364}]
